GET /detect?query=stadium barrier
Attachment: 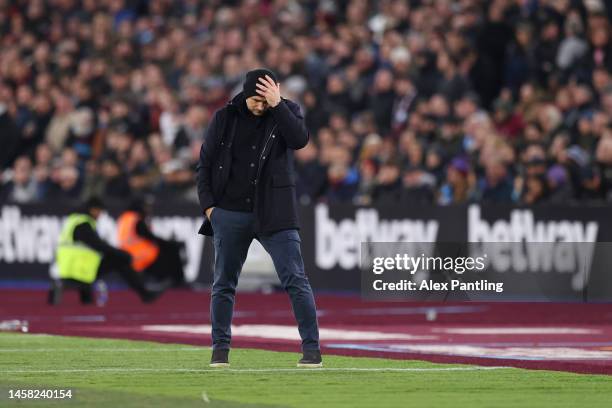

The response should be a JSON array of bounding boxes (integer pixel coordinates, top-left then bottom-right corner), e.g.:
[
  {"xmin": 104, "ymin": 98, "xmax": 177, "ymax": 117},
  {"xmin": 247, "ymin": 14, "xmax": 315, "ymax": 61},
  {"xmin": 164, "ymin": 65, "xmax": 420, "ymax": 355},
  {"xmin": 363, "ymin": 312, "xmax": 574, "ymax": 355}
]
[{"xmin": 2, "ymin": 202, "xmax": 612, "ymax": 300}]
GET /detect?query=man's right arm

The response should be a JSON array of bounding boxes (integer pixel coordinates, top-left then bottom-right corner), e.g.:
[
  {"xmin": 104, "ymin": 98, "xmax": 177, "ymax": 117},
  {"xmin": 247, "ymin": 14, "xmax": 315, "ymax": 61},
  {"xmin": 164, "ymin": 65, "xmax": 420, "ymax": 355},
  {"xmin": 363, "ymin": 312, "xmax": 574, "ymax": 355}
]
[{"xmin": 196, "ymin": 110, "xmax": 222, "ymax": 218}]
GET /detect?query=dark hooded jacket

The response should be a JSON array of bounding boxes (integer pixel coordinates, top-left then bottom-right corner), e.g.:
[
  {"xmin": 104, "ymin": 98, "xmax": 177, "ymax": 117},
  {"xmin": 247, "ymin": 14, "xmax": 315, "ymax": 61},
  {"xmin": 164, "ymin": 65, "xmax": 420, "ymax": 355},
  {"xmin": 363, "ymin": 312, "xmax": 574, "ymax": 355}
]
[{"xmin": 196, "ymin": 92, "xmax": 309, "ymax": 235}]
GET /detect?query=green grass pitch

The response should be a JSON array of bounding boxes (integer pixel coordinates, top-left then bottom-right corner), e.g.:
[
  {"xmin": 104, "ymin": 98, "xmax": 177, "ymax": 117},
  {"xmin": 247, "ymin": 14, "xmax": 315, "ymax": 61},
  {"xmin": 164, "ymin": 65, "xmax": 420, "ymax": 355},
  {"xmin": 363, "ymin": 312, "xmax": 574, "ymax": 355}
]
[{"xmin": 1, "ymin": 333, "xmax": 611, "ymax": 407}]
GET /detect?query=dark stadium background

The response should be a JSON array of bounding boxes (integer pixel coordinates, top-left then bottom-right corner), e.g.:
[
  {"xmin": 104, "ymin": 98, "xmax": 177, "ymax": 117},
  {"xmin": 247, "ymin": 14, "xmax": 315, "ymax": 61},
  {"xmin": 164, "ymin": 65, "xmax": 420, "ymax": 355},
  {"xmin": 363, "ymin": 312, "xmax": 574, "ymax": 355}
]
[
  {"xmin": 3, "ymin": 0, "xmax": 612, "ymax": 292},
  {"xmin": 2, "ymin": 0, "xmax": 612, "ymax": 395}
]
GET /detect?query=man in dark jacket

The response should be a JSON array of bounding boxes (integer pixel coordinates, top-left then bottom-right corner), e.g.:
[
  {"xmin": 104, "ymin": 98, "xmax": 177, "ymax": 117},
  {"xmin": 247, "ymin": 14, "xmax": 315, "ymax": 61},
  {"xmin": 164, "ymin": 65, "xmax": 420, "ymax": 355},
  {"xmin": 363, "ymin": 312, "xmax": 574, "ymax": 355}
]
[{"xmin": 196, "ymin": 69, "xmax": 321, "ymax": 368}]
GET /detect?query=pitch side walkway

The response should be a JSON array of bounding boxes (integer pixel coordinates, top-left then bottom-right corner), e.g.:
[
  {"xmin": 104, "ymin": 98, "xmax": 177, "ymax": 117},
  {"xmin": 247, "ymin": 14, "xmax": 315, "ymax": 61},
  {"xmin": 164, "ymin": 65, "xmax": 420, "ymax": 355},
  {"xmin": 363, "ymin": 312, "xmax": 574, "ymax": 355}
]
[{"xmin": 2, "ymin": 289, "xmax": 612, "ymax": 375}]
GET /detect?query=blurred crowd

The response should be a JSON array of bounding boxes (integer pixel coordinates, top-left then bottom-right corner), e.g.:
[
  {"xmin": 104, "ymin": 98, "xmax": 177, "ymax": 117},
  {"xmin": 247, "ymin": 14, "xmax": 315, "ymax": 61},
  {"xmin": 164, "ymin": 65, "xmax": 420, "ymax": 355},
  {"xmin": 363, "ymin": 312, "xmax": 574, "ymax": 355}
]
[{"xmin": 2, "ymin": 0, "xmax": 612, "ymax": 207}]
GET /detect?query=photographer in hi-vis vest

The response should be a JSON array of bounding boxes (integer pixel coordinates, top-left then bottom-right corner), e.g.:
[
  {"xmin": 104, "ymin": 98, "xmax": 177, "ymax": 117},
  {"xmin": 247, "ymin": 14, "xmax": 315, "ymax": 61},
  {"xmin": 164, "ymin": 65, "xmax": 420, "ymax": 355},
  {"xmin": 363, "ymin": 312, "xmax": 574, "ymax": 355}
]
[
  {"xmin": 117, "ymin": 196, "xmax": 186, "ymax": 287},
  {"xmin": 49, "ymin": 197, "xmax": 162, "ymax": 305}
]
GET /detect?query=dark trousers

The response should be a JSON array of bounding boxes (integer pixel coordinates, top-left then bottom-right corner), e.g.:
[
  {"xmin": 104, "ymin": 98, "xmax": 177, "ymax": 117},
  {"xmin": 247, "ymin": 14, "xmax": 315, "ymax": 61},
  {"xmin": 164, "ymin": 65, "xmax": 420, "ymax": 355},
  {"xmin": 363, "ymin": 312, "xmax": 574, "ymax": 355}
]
[
  {"xmin": 143, "ymin": 240, "xmax": 185, "ymax": 286},
  {"xmin": 210, "ymin": 207, "xmax": 320, "ymax": 351},
  {"xmin": 98, "ymin": 256, "xmax": 149, "ymax": 296},
  {"xmin": 48, "ymin": 256, "xmax": 148, "ymax": 305}
]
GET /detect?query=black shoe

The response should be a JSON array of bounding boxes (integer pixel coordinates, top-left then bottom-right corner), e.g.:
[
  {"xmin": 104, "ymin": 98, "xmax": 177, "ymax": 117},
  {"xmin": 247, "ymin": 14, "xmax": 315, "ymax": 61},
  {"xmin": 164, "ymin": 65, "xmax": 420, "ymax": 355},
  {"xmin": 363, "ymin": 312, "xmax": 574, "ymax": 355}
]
[
  {"xmin": 297, "ymin": 350, "xmax": 322, "ymax": 368},
  {"xmin": 210, "ymin": 349, "xmax": 230, "ymax": 367},
  {"xmin": 140, "ymin": 289, "xmax": 163, "ymax": 304}
]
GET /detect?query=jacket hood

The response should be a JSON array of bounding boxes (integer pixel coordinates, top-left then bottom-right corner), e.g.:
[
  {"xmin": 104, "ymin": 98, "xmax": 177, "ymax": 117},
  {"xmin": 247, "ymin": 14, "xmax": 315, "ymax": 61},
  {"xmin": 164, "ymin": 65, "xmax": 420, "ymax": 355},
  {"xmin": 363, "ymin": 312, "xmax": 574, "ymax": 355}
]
[{"xmin": 228, "ymin": 91, "xmax": 246, "ymax": 110}]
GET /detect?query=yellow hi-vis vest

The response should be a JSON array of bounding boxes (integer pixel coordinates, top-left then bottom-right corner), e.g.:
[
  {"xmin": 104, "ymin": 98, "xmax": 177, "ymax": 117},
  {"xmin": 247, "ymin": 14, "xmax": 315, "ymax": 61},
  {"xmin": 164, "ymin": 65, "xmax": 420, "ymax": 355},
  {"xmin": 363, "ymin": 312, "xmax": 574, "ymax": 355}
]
[{"xmin": 56, "ymin": 214, "xmax": 102, "ymax": 284}]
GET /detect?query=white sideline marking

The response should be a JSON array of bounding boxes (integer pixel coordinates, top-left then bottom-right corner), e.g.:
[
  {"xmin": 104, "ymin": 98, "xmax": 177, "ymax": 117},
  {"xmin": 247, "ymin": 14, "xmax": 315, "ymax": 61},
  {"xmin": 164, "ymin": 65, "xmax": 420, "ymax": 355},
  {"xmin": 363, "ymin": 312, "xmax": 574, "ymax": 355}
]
[
  {"xmin": 0, "ymin": 348, "xmax": 207, "ymax": 352},
  {"xmin": 388, "ymin": 345, "xmax": 612, "ymax": 360},
  {"xmin": 434, "ymin": 327, "xmax": 600, "ymax": 335},
  {"xmin": 0, "ymin": 366, "xmax": 514, "ymax": 374},
  {"xmin": 142, "ymin": 324, "xmax": 436, "ymax": 341}
]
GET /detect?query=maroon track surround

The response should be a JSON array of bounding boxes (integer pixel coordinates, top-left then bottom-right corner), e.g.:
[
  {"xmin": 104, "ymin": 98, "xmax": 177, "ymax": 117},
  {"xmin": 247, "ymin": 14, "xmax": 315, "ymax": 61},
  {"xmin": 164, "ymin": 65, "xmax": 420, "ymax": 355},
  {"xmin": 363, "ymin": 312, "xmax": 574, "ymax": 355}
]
[{"xmin": 2, "ymin": 289, "xmax": 612, "ymax": 375}]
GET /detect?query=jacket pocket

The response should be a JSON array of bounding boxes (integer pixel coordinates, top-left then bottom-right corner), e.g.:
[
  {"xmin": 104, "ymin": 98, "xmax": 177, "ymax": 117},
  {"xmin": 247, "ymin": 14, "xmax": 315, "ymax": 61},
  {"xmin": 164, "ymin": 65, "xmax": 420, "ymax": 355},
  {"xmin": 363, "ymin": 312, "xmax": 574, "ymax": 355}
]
[
  {"xmin": 267, "ymin": 173, "xmax": 297, "ymax": 228},
  {"xmin": 272, "ymin": 173, "xmax": 295, "ymax": 187}
]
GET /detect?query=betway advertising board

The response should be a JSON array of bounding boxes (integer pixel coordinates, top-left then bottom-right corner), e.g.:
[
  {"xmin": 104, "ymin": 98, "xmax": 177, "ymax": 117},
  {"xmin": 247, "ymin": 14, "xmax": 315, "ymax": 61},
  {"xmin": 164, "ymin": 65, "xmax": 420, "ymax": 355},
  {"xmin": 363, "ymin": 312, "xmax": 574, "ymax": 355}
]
[
  {"xmin": 0, "ymin": 203, "xmax": 206, "ymax": 283},
  {"xmin": 1, "ymin": 202, "xmax": 612, "ymax": 300},
  {"xmin": 300, "ymin": 203, "xmax": 612, "ymax": 301}
]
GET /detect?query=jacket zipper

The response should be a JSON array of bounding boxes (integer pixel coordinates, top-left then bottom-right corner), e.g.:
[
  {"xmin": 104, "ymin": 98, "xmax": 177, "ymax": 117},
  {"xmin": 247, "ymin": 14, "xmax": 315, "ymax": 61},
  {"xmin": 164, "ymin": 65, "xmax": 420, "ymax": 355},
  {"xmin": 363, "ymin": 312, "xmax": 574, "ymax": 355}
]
[{"xmin": 254, "ymin": 124, "xmax": 278, "ymax": 186}]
